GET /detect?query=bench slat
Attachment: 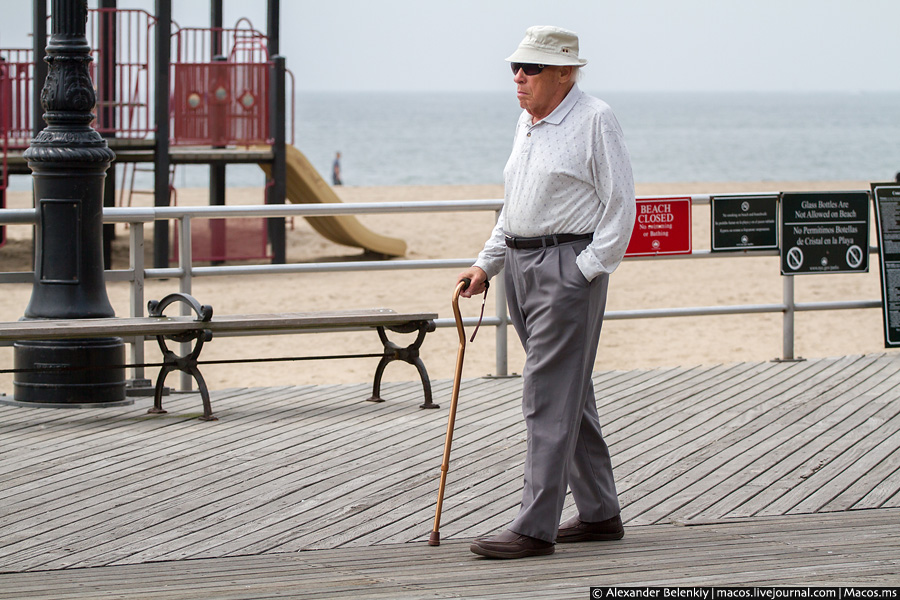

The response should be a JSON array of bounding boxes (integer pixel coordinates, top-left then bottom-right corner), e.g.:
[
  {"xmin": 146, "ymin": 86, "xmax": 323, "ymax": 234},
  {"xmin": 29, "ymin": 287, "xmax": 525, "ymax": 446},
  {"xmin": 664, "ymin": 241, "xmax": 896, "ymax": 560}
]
[{"xmin": 0, "ymin": 309, "xmax": 438, "ymax": 341}]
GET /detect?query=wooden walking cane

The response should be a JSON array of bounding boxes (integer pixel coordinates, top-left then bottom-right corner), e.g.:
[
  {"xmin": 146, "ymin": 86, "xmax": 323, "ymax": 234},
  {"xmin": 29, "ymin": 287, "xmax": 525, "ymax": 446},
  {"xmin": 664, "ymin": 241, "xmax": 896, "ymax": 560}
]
[{"xmin": 429, "ymin": 277, "xmax": 487, "ymax": 546}]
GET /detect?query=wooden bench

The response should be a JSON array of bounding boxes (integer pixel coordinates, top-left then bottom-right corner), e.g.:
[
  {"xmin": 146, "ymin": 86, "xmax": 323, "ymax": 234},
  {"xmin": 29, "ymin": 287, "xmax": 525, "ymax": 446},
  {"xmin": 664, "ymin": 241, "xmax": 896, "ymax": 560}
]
[{"xmin": 0, "ymin": 293, "xmax": 438, "ymax": 421}]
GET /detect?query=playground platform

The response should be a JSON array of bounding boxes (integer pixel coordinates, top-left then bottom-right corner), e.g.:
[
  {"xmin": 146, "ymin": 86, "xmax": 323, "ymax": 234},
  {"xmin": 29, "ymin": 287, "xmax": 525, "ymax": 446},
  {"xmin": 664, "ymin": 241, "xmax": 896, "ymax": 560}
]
[
  {"xmin": 0, "ymin": 353, "xmax": 898, "ymax": 597},
  {"xmin": 2, "ymin": 142, "xmax": 274, "ymax": 173}
]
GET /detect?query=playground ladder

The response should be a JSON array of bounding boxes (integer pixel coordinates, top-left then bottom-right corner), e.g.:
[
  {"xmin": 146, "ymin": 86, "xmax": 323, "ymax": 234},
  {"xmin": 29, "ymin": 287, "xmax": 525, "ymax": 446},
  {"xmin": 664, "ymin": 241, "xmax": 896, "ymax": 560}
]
[{"xmin": 120, "ymin": 162, "xmax": 177, "ymax": 208}]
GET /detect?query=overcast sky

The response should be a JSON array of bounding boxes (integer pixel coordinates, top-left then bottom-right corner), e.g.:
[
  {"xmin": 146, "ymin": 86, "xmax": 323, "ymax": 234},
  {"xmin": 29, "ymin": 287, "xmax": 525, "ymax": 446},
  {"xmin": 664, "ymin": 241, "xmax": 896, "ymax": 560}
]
[{"xmin": 2, "ymin": 0, "xmax": 898, "ymax": 93}]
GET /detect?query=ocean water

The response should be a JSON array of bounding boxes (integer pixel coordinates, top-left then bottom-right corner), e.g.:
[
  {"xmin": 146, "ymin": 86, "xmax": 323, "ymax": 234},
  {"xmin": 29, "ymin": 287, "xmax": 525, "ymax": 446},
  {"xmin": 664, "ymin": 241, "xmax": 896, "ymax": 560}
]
[
  {"xmin": 291, "ymin": 91, "xmax": 900, "ymax": 187},
  {"xmin": 7, "ymin": 91, "xmax": 900, "ymax": 192}
]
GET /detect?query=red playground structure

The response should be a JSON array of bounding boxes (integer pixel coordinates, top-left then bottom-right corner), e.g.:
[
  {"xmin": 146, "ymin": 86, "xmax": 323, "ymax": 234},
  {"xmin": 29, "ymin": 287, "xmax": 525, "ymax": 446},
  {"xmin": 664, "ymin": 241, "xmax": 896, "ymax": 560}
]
[
  {"xmin": 0, "ymin": 57, "xmax": 8, "ymax": 247},
  {"xmin": 0, "ymin": 1, "xmax": 292, "ymax": 266}
]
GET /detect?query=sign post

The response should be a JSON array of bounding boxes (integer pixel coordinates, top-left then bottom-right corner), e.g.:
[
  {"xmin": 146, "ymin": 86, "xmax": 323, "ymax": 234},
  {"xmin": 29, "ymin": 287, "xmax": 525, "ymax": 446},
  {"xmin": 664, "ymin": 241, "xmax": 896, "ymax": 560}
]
[
  {"xmin": 873, "ymin": 183, "xmax": 900, "ymax": 347},
  {"xmin": 780, "ymin": 191, "xmax": 870, "ymax": 275},
  {"xmin": 626, "ymin": 197, "xmax": 692, "ymax": 257}
]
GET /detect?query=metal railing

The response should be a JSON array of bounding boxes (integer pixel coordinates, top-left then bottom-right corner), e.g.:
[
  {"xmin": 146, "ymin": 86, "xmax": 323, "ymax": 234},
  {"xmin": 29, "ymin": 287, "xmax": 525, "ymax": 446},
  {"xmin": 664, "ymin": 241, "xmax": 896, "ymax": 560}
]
[{"xmin": 0, "ymin": 194, "xmax": 882, "ymax": 383}]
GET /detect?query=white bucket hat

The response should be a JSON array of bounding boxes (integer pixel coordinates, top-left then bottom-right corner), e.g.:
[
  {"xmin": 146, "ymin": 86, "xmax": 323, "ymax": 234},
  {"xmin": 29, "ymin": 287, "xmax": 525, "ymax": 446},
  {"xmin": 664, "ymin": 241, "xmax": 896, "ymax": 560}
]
[{"xmin": 505, "ymin": 26, "xmax": 587, "ymax": 67}]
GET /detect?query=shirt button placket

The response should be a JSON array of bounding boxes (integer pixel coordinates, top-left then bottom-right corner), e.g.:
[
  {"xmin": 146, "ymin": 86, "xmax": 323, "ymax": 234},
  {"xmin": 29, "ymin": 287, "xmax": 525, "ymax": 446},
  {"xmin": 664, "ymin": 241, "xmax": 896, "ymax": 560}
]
[{"xmin": 522, "ymin": 127, "xmax": 534, "ymax": 154}]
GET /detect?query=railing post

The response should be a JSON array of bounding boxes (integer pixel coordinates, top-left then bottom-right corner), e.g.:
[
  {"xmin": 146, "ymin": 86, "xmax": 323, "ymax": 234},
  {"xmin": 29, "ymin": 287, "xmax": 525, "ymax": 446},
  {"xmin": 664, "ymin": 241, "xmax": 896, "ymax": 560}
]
[
  {"xmin": 494, "ymin": 267, "xmax": 508, "ymax": 377},
  {"xmin": 179, "ymin": 215, "xmax": 193, "ymax": 391},
  {"xmin": 491, "ymin": 207, "xmax": 509, "ymax": 377},
  {"xmin": 783, "ymin": 275, "xmax": 795, "ymax": 360},
  {"xmin": 129, "ymin": 221, "xmax": 146, "ymax": 385},
  {"xmin": 178, "ymin": 216, "xmax": 192, "ymax": 296}
]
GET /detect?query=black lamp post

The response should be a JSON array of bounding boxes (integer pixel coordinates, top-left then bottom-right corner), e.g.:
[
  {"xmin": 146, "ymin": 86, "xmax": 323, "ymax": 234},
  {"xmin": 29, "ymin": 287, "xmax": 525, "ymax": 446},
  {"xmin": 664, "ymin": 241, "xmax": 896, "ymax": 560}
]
[{"xmin": 13, "ymin": 0, "xmax": 127, "ymax": 406}]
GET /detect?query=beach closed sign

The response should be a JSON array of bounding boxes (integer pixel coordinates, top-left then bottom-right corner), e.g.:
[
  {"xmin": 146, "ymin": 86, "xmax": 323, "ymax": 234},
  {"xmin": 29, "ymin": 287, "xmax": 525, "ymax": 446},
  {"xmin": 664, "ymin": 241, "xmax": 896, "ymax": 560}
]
[
  {"xmin": 625, "ymin": 197, "xmax": 692, "ymax": 257},
  {"xmin": 780, "ymin": 191, "xmax": 870, "ymax": 275}
]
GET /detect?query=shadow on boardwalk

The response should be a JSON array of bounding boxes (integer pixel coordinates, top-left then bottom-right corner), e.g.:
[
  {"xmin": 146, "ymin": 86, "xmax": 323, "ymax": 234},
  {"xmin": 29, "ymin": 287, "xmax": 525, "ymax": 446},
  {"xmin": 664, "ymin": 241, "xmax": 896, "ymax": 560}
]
[{"xmin": 1, "ymin": 354, "xmax": 899, "ymax": 597}]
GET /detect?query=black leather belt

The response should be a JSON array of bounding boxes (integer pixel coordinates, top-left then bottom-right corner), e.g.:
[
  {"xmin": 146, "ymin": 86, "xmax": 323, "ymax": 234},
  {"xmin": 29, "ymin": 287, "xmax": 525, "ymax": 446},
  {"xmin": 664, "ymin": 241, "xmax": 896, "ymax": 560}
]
[{"xmin": 505, "ymin": 233, "xmax": 593, "ymax": 249}]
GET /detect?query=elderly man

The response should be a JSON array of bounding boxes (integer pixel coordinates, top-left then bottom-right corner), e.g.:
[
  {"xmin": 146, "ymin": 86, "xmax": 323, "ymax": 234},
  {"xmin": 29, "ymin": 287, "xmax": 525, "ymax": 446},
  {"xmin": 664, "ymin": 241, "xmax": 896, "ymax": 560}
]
[{"xmin": 458, "ymin": 26, "xmax": 636, "ymax": 559}]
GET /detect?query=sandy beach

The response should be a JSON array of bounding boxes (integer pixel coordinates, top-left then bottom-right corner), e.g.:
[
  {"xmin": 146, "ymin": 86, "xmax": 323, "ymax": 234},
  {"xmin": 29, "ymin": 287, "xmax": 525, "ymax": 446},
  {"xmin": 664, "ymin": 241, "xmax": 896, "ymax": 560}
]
[{"xmin": 0, "ymin": 179, "xmax": 892, "ymax": 395}]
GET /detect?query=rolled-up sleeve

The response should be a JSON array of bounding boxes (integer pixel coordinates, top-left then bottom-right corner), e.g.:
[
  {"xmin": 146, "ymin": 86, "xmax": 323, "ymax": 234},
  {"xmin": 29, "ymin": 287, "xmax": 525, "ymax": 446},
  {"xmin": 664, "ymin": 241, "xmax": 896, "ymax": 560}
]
[
  {"xmin": 576, "ymin": 128, "xmax": 636, "ymax": 281},
  {"xmin": 474, "ymin": 205, "xmax": 509, "ymax": 279}
]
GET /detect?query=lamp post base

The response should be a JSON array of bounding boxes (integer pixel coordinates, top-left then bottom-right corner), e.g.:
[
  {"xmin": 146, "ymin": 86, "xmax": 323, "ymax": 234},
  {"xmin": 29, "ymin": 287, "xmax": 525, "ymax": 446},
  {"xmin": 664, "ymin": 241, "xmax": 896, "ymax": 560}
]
[{"xmin": 13, "ymin": 338, "xmax": 128, "ymax": 406}]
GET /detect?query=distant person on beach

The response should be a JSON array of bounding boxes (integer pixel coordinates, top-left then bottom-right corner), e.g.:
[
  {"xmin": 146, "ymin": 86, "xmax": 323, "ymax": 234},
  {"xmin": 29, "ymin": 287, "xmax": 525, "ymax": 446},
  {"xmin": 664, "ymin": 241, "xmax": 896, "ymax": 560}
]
[
  {"xmin": 895, "ymin": 171, "xmax": 900, "ymax": 183},
  {"xmin": 332, "ymin": 152, "xmax": 343, "ymax": 185},
  {"xmin": 457, "ymin": 26, "xmax": 636, "ymax": 560}
]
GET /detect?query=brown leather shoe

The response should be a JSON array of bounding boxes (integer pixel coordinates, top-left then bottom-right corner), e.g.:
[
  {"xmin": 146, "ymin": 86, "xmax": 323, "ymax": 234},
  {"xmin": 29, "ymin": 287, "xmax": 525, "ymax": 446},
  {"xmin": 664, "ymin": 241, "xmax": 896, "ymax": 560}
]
[
  {"xmin": 556, "ymin": 514, "xmax": 624, "ymax": 543},
  {"xmin": 470, "ymin": 529, "xmax": 555, "ymax": 559}
]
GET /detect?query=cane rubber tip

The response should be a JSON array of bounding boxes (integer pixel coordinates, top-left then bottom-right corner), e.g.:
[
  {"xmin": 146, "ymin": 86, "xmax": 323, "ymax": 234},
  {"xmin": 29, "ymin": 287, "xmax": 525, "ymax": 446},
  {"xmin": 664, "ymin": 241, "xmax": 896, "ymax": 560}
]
[{"xmin": 428, "ymin": 532, "xmax": 441, "ymax": 546}]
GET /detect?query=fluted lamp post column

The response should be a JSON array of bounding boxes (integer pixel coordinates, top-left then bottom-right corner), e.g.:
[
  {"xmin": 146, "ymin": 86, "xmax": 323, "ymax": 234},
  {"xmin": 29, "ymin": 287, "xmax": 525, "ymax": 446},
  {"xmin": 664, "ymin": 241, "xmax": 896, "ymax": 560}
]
[{"xmin": 12, "ymin": 0, "xmax": 127, "ymax": 407}]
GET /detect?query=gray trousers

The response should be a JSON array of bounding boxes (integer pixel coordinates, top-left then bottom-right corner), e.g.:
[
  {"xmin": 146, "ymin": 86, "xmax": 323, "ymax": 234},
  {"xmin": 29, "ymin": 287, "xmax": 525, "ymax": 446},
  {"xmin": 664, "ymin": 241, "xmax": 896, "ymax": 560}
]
[{"xmin": 505, "ymin": 240, "xmax": 620, "ymax": 542}]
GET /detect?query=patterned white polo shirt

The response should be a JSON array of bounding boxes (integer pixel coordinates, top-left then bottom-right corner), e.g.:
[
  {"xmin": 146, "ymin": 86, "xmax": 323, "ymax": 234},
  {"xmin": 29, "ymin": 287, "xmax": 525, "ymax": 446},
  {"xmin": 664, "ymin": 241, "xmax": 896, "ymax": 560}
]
[{"xmin": 474, "ymin": 84, "xmax": 636, "ymax": 282}]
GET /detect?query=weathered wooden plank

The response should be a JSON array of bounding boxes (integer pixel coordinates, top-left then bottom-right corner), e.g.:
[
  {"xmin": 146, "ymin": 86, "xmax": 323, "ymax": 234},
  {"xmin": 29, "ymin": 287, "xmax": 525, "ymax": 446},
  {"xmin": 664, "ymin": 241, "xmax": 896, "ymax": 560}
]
[
  {"xmin": 788, "ymin": 425, "xmax": 900, "ymax": 515},
  {"xmin": 594, "ymin": 365, "xmax": 695, "ymax": 413},
  {"xmin": 48, "ymin": 384, "xmax": 444, "ymax": 569},
  {"xmin": 0, "ymin": 387, "xmax": 283, "ymax": 488},
  {"xmin": 854, "ymin": 458, "xmax": 900, "ymax": 509},
  {"xmin": 1, "ymin": 510, "xmax": 898, "ymax": 598},
  {"xmin": 635, "ymin": 355, "xmax": 876, "ymax": 521},
  {"xmin": 2, "ymin": 355, "xmax": 900, "ymax": 579},
  {"xmin": 668, "ymin": 354, "xmax": 898, "ymax": 520},
  {"xmin": 212, "ymin": 380, "xmax": 524, "ymax": 555},
  {"xmin": 69, "ymin": 381, "xmax": 456, "ymax": 563},
  {"xmin": 753, "ymin": 397, "xmax": 900, "ymax": 516},
  {"xmin": 619, "ymin": 356, "xmax": 861, "ymax": 523},
  {"xmin": 284, "ymin": 381, "xmax": 527, "ymax": 549},
  {"xmin": 0, "ymin": 309, "xmax": 437, "ymax": 341},
  {"xmin": 610, "ymin": 360, "xmax": 778, "ymax": 464},
  {"xmin": 0, "ymin": 407, "xmax": 332, "ymax": 569},
  {"xmin": 2, "ymin": 380, "xmax": 365, "ymax": 493},
  {"xmin": 611, "ymin": 359, "xmax": 799, "ymax": 470},
  {"xmin": 684, "ymin": 355, "xmax": 900, "ymax": 520},
  {"xmin": 601, "ymin": 362, "xmax": 755, "ymax": 423},
  {"xmin": 426, "ymin": 366, "xmax": 745, "ymax": 542},
  {"xmin": 0, "ymin": 387, "xmax": 312, "ymax": 522},
  {"xmin": 0, "ymin": 383, "xmax": 432, "ymax": 571},
  {"xmin": 0, "ymin": 551, "xmax": 884, "ymax": 600}
]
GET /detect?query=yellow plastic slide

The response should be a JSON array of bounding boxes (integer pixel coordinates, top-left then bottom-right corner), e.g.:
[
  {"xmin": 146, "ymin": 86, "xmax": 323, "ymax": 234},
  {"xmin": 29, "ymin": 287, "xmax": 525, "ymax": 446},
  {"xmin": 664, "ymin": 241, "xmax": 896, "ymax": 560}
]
[{"xmin": 258, "ymin": 145, "xmax": 406, "ymax": 257}]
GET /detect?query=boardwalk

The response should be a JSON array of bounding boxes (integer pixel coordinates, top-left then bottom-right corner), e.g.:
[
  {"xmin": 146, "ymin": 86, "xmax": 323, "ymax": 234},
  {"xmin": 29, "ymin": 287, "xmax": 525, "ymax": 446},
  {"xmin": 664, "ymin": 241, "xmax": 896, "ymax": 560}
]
[{"xmin": 1, "ymin": 353, "xmax": 899, "ymax": 597}]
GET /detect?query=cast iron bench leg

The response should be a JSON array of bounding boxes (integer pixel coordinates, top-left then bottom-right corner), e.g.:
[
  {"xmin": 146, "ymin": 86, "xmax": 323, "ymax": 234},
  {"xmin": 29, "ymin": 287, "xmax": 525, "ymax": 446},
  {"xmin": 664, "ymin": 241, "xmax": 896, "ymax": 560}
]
[
  {"xmin": 147, "ymin": 329, "xmax": 217, "ymax": 421},
  {"xmin": 148, "ymin": 363, "xmax": 173, "ymax": 415},
  {"xmin": 146, "ymin": 293, "xmax": 217, "ymax": 421},
  {"xmin": 367, "ymin": 320, "xmax": 438, "ymax": 409},
  {"xmin": 187, "ymin": 363, "xmax": 216, "ymax": 422}
]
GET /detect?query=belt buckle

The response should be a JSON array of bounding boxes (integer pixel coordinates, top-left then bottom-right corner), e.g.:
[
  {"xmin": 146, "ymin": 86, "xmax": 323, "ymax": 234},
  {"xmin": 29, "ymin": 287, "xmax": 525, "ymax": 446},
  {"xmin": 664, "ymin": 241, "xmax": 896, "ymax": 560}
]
[{"xmin": 505, "ymin": 235, "xmax": 516, "ymax": 249}]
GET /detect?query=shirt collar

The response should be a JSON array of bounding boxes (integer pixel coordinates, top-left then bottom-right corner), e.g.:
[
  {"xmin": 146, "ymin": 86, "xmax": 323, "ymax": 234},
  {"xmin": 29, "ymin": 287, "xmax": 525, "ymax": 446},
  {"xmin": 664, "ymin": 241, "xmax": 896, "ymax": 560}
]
[{"xmin": 534, "ymin": 84, "xmax": 582, "ymax": 127}]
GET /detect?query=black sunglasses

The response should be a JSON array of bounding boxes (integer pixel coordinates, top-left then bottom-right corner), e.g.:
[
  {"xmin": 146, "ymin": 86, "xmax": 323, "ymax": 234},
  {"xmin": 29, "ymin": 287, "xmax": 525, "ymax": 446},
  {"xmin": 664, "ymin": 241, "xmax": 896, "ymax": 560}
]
[{"xmin": 510, "ymin": 63, "xmax": 547, "ymax": 76}]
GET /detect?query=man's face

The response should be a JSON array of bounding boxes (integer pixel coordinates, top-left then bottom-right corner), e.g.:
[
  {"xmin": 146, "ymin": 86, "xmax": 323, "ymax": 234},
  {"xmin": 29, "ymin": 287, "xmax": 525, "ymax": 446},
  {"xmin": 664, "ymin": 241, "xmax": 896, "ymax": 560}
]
[{"xmin": 512, "ymin": 65, "xmax": 570, "ymax": 122}]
